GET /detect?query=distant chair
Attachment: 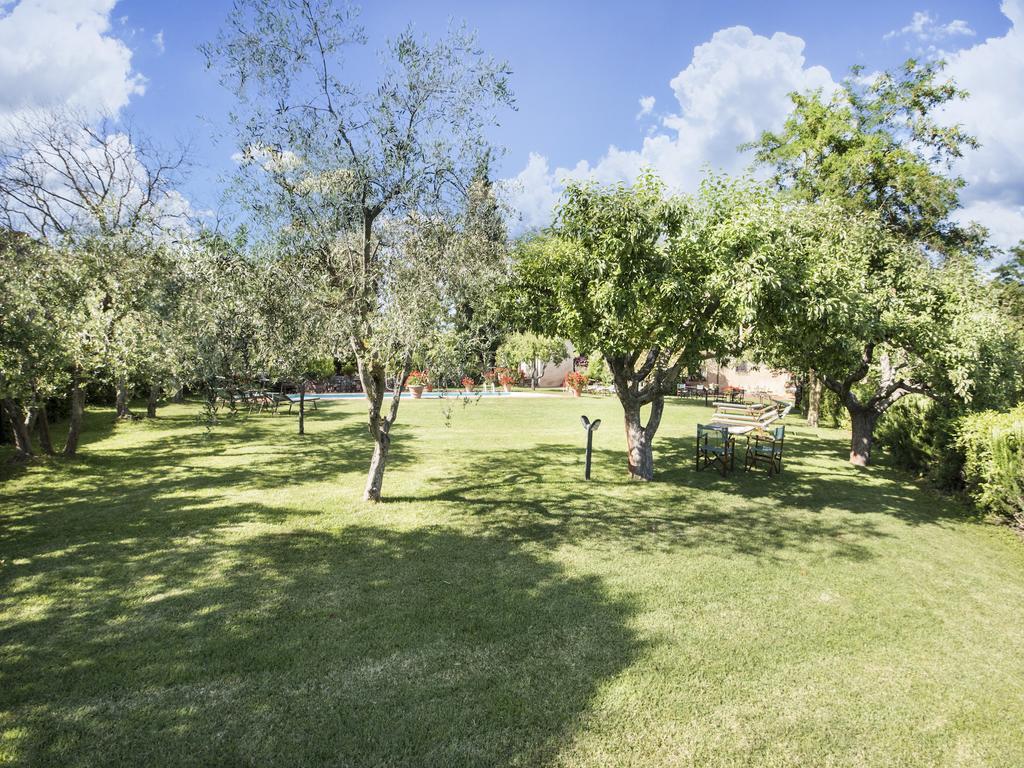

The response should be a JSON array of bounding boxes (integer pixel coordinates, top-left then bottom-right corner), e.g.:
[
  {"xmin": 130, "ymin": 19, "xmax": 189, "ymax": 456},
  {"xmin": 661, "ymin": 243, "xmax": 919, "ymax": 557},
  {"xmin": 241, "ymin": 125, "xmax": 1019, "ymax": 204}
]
[
  {"xmin": 745, "ymin": 425, "xmax": 786, "ymax": 476},
  {"xmin": 696, "ymin": 424, "xmax": 735, "ymax": 475}
]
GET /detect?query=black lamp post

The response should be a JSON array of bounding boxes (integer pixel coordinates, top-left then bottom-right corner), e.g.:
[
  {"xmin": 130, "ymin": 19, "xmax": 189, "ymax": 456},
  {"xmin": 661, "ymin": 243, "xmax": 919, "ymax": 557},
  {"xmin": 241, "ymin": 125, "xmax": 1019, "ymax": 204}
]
[{"xmin": 580, "ymin": 415, "xmax": 601, "ymax": 480}]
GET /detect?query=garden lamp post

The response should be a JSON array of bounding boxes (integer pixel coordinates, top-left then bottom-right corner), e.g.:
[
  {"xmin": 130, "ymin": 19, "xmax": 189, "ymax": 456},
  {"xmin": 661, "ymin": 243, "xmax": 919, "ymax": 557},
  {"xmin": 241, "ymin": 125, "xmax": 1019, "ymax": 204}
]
[{"xmin": 580, "ymin": 415, "xmax": 601, "ymax": 480}]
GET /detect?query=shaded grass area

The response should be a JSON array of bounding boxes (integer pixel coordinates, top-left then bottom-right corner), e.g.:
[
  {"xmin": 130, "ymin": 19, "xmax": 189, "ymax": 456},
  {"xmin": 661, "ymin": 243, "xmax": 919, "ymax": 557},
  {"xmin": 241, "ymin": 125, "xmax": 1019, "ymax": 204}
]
[{"xmin": 2, "ymin": 396, "xmax": 1024, "ymax": 766}]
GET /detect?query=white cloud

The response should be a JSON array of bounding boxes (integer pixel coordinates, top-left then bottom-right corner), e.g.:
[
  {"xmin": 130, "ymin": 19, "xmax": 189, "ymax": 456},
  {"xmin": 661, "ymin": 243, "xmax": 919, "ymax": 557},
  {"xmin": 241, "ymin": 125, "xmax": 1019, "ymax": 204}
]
[
  {"xmin": 505, "ymin": 26, "xmax": 835, "ymax": 231},
  {"xmin": 636, "ymin": 95, "xmax": 656, "ymax": 119},
  {"xmin": 153, "ymin": 30, "xmax": 165, "ymax": 55},
  {"xmin": 884, "ymin": 11, "xmax": 975, "ymax": 42},
  {"xmin": 944, "ymin": 0, "xmax": 1024, "ymax": 250},
  {"xmin": 0, "ymin": 0, "xmax": 145, "ymax": 122}
]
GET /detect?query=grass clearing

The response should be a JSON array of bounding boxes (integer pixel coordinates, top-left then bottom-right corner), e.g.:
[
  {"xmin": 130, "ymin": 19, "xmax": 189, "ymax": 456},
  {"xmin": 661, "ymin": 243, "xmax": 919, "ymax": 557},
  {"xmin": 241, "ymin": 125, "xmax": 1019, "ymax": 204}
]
[{"xmin": 2, "ymin": 396, "xmax": 1024, "ymax": 766}]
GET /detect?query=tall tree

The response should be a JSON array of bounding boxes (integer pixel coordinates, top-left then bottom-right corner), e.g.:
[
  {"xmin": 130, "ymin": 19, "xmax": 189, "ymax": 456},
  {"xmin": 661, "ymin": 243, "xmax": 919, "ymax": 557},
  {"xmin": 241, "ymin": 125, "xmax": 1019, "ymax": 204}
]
[
  {"xmin": 0, "ymin": 109, "xmax": 189, "ymax": 446},
  {"xmin": 206, "ymin": 0, "xmax": 513, "ymax": 500},
  {"xmin": 747, "ymin": 59, "xmax": 995, "ymax": 464},
  {"xmin": 512, "ymin": 174, "xmax": 789, "ymax": 480}
]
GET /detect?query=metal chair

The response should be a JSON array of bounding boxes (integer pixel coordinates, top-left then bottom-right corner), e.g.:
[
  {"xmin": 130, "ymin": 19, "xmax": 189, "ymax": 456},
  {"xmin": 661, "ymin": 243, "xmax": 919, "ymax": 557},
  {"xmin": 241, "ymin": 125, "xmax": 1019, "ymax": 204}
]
[
  {"xmin": 745, "ymin": 425, "xmax": 785, "ymax": 476},
  {"xmin": 696, "ymin": 424, "xmax": 735, "ymax": 475}
]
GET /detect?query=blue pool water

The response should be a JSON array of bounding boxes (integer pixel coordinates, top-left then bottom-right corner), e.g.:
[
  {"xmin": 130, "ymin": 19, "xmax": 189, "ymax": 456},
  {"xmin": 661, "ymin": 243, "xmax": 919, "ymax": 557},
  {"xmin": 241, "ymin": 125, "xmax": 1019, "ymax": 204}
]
[{"xmin": 307, "ymin": 390, "xmax": 513, "ymax": 400}]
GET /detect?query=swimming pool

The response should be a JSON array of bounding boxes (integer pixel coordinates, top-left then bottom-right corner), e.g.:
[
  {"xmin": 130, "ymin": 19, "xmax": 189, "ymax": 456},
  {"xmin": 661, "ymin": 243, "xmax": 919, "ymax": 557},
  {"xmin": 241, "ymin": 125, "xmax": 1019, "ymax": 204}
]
[{"xmin": 307, "ymin": 390, "xmax": 516, "ymax": 400}]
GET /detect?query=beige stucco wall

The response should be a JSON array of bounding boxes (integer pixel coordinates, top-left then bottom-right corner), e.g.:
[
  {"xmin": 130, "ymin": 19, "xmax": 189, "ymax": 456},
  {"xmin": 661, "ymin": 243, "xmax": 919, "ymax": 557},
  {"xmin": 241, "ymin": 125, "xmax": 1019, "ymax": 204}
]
[{"xmin": 701, "ymin": 359, "xmax": 793, "ymax": 397}]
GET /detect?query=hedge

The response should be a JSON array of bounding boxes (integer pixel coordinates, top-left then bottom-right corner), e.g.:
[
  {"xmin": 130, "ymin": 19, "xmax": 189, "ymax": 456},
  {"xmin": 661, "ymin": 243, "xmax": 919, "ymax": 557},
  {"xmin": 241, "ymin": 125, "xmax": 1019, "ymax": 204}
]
[{"xmin": 957, "ymin": 405, "xmax": 1024, "ymax": 528}]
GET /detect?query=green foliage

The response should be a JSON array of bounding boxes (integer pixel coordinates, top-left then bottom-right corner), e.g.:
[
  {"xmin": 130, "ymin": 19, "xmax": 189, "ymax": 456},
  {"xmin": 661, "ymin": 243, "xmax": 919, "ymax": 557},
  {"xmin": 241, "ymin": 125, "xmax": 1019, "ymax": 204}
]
[
  {"xmin": 585, "ymin": 354, "xmax": 610, "ymax": 384},
  {"xmin": 958, "ymin": 405, "xmax": 1024, "ymax": 527},
  {"xmin": 875, "ymin": 397, "xmax": 965, "ymax": 489},
  {"xmin": 747, "ymin": 59, "xmax": 977, "ymax": 249}
]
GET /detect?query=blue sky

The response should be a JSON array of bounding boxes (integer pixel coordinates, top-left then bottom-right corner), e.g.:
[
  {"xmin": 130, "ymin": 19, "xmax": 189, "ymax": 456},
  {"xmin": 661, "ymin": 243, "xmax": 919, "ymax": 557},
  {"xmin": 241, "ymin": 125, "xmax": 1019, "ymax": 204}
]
[{"xmin": 1, "ymin": 0, "xmax": 1021, "ymax": 247}]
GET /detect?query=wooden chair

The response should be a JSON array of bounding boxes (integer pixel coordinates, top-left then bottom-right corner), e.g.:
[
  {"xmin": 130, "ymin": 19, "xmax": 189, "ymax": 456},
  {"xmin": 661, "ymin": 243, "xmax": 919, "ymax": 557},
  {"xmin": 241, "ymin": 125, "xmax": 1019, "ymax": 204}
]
[
  {"xmin": 745, "ymin": 425, "xmax": 786, "ymax": 476},
  {"xmin": 696, "ymin": 424, "xmax": 735, "ymax": 475}
]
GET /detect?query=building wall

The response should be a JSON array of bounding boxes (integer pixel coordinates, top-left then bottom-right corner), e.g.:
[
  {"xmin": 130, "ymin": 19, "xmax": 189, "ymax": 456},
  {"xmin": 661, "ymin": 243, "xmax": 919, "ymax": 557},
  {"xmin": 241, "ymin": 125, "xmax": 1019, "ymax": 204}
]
[
  {"xmin": 520, "ymin": 342, "xmax": 577, "ymax": 387},
  {"xmin": 700, "ymin": 359, "xmax": 793, "ymax": 397}
]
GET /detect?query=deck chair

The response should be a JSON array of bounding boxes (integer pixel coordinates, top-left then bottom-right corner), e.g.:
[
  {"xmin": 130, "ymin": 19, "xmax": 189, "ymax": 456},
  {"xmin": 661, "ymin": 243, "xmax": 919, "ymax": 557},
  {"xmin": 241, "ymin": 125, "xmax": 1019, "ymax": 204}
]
[
  {"xmin": 745, "ymin": 425, "xmax": 785, "ymax": 476},
  {"xmin": 696, "ymin": 424, "xmax": 735, "ymax": 475},
  {"xmin": 285, "ymin": 393, "xmax": 320, "ymax": 412}
]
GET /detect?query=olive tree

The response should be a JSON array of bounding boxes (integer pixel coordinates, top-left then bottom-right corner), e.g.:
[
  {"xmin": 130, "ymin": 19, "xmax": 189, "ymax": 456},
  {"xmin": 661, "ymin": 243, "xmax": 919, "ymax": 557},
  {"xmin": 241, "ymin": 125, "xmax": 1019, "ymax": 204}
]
[
  {"xmin": 205, "ymin": 0, "xmax": 513, "ymax": 500},
  {"xmin": 0, "ymin": 109, "xmax": 189, "ymax": 444},
  {"xmin": 512, "ymin": 174, "xmax": 791, "ymax": 480}
]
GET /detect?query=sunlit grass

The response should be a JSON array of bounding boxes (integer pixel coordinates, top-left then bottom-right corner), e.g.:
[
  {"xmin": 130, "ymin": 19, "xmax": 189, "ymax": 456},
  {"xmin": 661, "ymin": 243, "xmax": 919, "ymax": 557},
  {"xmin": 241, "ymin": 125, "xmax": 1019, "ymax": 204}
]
[{"xmin": 2, "ymin": 396, "xmax": 1024, "ymax": 766}]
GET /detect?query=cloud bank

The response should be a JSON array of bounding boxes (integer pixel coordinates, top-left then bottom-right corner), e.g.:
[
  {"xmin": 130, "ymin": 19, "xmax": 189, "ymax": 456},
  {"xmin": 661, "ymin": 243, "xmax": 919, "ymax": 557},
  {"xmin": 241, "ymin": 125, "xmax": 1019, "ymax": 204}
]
[
  {"xmin": 506, "ymin": 5, "xmax": 1024, "ymax": 251},
  {"xmin": 0, "ymin": 0, "xmax": 144, "ymax": 123}
]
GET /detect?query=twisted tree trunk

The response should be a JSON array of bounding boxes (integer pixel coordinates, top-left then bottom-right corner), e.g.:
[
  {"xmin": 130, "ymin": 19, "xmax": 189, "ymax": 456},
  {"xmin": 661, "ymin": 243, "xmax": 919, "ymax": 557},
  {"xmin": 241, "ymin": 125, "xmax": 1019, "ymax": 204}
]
[
  {"xmin": 3, "ymin": 398, "xmax": 33, "ymax": 459},
  {"xmin": 608, "ymin": 348, "xmax": 676, "ymax": 481},
  {"xmin": 356, "ymin": 348, "xmax": 412, "ymax": 502},
  {"xmin": 849, "ymin": 407, "xmax": 878, "ymax": 467},
  {"xmin": 115, "ymin": 375, "xmax": 135, "ymax": 420},
  {"xmin": 29, "ymin": 403, "xmax": 54, "ymax": 455},
  {"xmin": 63, "ymin": 375, "xmax": 85, "ymax": 457},
  {"xmin": 806, "ymin": 371, "xmax": 822, "ymax": 428},
  {"xmin": 298, "ymin": 380, "xmax": 306, "ymax": 436},
  {"xmin": 146, "ymin": 383, "xmax": 161, "ymax": 418}
]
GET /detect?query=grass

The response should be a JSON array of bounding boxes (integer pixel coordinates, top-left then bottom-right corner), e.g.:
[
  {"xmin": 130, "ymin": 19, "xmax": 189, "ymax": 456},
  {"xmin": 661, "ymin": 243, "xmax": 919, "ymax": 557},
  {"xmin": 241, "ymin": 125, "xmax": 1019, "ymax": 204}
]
[{"xmin": 2, "ymin": 395, "xmax": 1024, "ymax": 767}]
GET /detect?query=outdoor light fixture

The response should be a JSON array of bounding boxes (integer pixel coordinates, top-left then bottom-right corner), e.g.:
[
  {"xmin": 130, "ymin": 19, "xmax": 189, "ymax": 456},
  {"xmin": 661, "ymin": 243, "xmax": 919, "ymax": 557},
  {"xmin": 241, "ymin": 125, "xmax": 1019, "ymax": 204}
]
[{"xmin": 580, "ymin": 415, "xmax": 601, "ymax": 480}]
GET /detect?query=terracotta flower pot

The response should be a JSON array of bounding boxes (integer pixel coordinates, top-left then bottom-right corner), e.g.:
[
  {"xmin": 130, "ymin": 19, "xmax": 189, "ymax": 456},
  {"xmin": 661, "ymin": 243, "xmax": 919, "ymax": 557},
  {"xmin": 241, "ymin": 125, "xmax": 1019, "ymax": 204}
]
[
  {"xmin": 569, "ymin": 388, "xmax": 581, "ymax": 397},
  {"xmin": 502, "ymin": 383, "xmax": 512, "ymax": 393},
  {"xmin": 410, "ymin": 385, "xmax": 424, "ymax": 399}
]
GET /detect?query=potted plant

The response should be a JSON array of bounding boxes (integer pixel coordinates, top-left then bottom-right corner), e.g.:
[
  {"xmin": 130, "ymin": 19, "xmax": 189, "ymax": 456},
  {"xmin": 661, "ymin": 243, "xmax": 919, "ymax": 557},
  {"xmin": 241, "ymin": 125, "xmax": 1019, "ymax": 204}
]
[
  {"xmin": 497, "ymin": 367, "xmax": 516, "ymax": 393},
  {"xmin": 461, "ymin": 375, "xmax": 476, "ymax": 394},
  {"xmin": 407, "ymin": 370, "xmax": 429, "ymax": 398},
  {"xmin": 482, "ymin": 369, "xmax": 497, "ymax": 392},
  {"xmin": 565, "ymin": 371, "xmax": 588, "ymax": 397}
]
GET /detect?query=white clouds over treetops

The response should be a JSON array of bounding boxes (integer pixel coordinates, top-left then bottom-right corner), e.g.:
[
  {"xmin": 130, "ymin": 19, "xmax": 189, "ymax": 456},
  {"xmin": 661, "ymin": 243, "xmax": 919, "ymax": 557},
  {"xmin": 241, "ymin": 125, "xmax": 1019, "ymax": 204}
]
[
  {"xmin": 503, "ymin": 26, "xmax": 835, "ymax": 231},
  {"xmin": 505, "ymin": 9, "xmax": 1024, "ymax": 251},
  {"xmin": 944, "ymin": 0, "xmax": 1024, "ymax": 250},
  {"xmin": 0, "ymin": 0, "xmax": 144, "ymax": 123}
]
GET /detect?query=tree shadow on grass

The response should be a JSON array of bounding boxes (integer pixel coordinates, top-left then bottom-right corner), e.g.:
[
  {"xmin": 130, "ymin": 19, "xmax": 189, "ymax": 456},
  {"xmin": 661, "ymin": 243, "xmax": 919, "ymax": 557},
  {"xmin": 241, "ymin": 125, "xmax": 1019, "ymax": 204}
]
[
  {"xmin": 389, "ymin": 422, "xmax": 970, "ymax": 561},
  {"xmin": 1, "ymin": 405, "xmax": 414, "ymax": 558},
  {"xmin": 1, "ymin": 522, "xmax": 641, "ymax": 767}
]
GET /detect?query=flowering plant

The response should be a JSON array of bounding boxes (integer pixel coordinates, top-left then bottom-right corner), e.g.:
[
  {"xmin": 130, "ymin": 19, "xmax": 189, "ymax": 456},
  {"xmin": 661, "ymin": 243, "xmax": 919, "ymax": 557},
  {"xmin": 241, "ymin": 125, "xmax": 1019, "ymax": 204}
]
[
  {"xmin": 407, "ymin": 370, "xmax": 429, "ymax": 386},
  {"xmin": 565, "ymin": 371, "xmax": 588, "ymax": 393},
  {"xmin": 461, "ymin": 376, "xmax": 475, "ymax": 389},
  {"xmin": 496, "ymin": 367, "xmax": 517, "ymax": 386},
  {"xmin": 482, "ymin": 369, "xmax": 497, "ymax": 383}
]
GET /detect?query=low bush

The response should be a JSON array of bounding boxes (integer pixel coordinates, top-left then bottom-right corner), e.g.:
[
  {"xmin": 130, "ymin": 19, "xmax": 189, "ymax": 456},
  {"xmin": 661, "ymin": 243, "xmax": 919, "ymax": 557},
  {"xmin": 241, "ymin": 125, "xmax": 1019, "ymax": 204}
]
[
  {"xmin": 957, "ymin": 405, "xmax": 1024, "ymax": 528},
  {"xmin": 876, "ymin": 397, "xmax": 965, "ymax": 490}
]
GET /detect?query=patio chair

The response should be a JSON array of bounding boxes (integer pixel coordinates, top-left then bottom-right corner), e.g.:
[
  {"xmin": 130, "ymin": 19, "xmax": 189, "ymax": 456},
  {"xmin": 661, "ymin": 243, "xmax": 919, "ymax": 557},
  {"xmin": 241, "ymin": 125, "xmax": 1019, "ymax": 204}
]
[
  {"xmin": 745, "ymin": 425, "xmax": 786, "ymax": 476},
  {"xmin": 696, "ymin": 423, "xmax": 735, "ymax": 475},
  {"xmin": 284, "ymin": 393, "xmax": 320, "ymax": 412}
]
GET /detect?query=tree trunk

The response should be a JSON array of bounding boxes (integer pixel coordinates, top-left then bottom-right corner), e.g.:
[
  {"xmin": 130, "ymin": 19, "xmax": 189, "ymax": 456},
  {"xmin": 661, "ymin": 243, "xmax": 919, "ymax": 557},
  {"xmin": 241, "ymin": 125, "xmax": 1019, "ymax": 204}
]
[
  {"xmin": 298, "ymin": 381, "xmax": 306, "ymax": 436},
  {"xmin": 146, "ymin": 383, "xmax": 161, "ymax": 418},
  {"xmin": 623, "ymin": 406, "xmax": 655, "ymax": 480},
  {"xmin": 64, "ymin": 376, "xmax": 85, "ymax": 457},
  {"xmin": 849, "ymin": 407, "xmax": 878, "ymax": 466},
  {"xmin": 171, "ymin": 380, "xmax": 185, "ymax": 403},
  {"xmin": 30, "ymin": 403, "xmax": 54, "ymax": 455},
  {"xmin": 806, "ymin": 371, "xmax": 822, "ymax": 428},
  {"xmin": 115, "ymin": 375, "xmax": 134, "ymax": 420},
  {"xmin": 355, "ymin": 350, "xmax": 412, "ymax": 502},
  {"xmin": 3, "ymin": 398, "xmax": 33, "ymax": 459}
]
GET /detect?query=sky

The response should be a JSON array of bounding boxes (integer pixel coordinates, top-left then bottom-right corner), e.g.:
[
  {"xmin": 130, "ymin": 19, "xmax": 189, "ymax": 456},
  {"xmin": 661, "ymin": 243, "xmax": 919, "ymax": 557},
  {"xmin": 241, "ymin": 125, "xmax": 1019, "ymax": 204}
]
[{"xmin": 0, "ymin": 0, "xmax": 1021, "ymax": 249}]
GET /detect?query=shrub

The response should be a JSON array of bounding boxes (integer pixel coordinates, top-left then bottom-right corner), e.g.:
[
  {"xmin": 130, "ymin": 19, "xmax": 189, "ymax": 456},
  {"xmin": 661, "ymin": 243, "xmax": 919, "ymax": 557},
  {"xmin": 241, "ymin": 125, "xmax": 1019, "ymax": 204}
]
[
  {"xmin": 875, "ymin": 396, "xmax": 965, "ymax": 490},
  {"xmin": 957, "ymin": 405, "xmax": 1024, "ymax": 528},
  {"xmin": 564, "ymin": 371, "xmax": 588, "ymax": 393},
  {"xmin": 461, "ymin": 376, "xmax": 475, "ymax": 389},
  {"xmin": 407, "ymin": 370, "xmax": 429, "ymax": 386},
  {"xmin": 585, "ymin": 354, "xmax": 610, "ymax": 384}
]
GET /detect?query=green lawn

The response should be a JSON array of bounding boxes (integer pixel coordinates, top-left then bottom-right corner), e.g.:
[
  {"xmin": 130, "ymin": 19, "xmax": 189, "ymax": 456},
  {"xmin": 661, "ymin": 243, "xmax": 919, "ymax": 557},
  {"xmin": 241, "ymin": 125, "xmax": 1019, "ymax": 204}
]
[{"xmin": 2, "ymin": 396, "xmax": 1024, "ymax": 767}]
